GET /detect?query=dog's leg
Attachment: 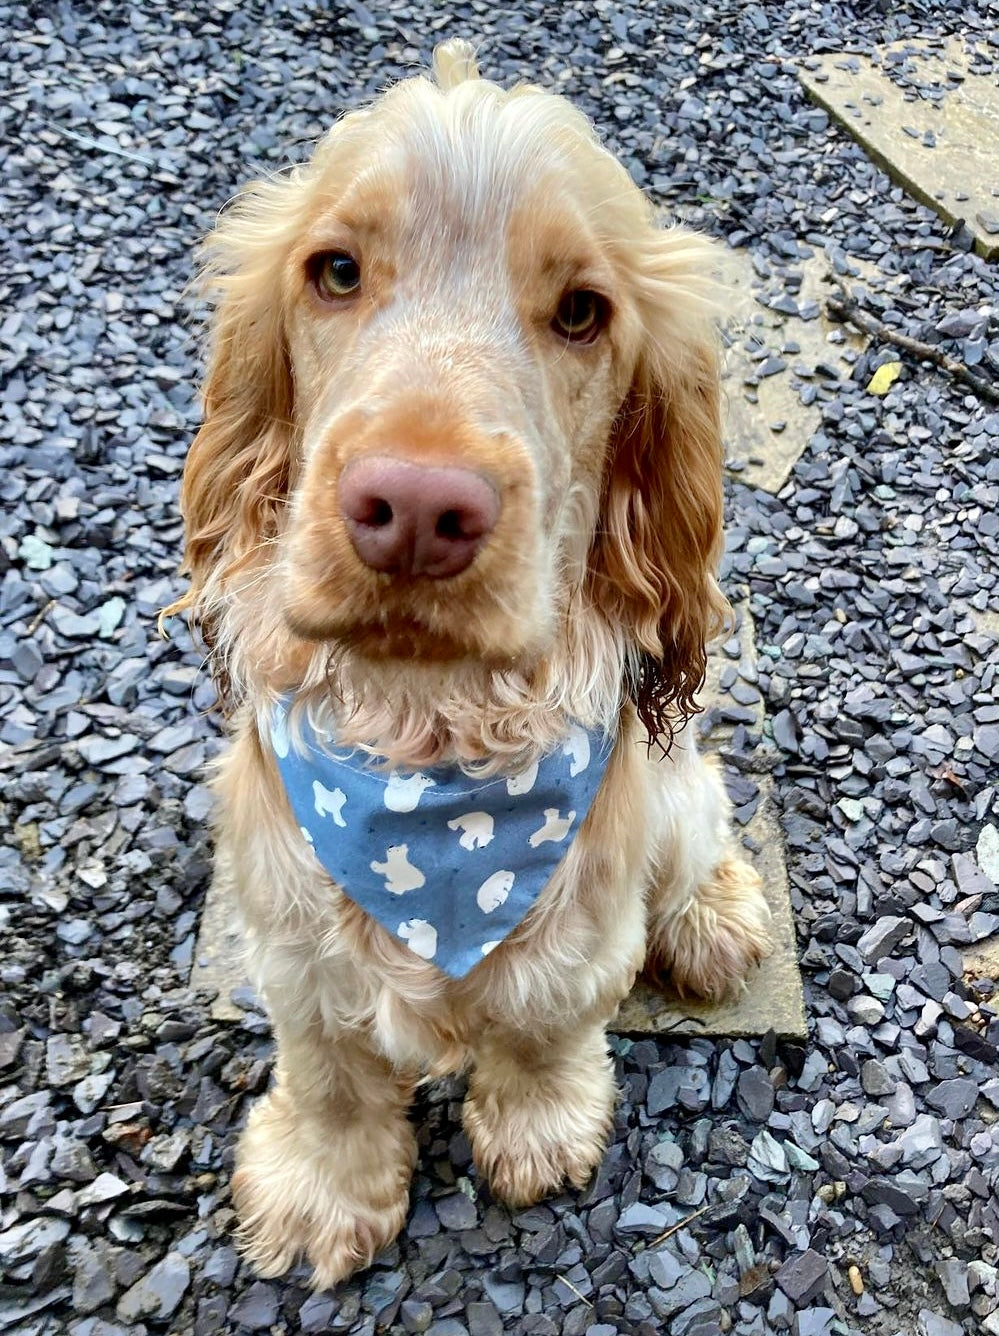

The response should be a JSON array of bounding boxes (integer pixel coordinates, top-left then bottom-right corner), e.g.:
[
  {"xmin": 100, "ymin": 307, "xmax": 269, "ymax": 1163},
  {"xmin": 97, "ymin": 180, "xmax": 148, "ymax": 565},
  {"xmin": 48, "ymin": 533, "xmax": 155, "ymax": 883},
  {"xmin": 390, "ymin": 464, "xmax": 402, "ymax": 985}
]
[
  {"xmin": 643, "ymin": 745, "xmax": 771, "ymax": 1001},
  {"xmin": 232, "ymin": 1021, "xmax": 416, "ymax": 1290},
  {"xmin": 463, "ymin": 1016, "xmax": 616, "ymax": 1206}
]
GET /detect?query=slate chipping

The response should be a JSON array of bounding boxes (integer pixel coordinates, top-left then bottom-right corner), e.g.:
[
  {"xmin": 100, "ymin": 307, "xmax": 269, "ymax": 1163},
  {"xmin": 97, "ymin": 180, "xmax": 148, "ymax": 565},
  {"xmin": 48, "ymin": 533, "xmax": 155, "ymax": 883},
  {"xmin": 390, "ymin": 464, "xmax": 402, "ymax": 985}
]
[{"xmin": 1, "ymin": 2, "xmax": 998, "ymax": 1335}]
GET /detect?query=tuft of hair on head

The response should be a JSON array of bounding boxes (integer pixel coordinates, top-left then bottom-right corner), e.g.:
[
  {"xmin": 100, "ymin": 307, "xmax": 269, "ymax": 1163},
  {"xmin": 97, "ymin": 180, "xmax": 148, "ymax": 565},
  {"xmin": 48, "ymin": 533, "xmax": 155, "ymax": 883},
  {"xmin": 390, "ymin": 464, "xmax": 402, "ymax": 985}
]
[{"xmin": 432, "ymin": 39, "xmax": 480, "ymax": 90}]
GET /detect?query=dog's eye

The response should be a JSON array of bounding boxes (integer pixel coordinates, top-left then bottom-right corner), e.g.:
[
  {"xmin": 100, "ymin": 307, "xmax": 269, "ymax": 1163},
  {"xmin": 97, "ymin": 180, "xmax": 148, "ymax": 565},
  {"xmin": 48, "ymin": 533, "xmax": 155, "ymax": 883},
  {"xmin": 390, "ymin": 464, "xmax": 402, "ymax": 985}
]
[
  {"xmin": 552, "ymin": 290, "xmax": 606, "ymax": 343},
  {"xmin": 310, "ymin": 251, "xmax": 361, "ymax": 300}
]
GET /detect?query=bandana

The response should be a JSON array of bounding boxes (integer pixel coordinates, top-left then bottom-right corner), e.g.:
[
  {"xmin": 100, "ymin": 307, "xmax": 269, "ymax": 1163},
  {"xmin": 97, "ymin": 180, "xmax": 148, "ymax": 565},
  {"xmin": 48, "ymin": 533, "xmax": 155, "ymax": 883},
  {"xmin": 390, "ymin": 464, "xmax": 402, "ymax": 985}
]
[{"xmin": 268, "ymin": 699, "xmax": 613, "ymax": 978}]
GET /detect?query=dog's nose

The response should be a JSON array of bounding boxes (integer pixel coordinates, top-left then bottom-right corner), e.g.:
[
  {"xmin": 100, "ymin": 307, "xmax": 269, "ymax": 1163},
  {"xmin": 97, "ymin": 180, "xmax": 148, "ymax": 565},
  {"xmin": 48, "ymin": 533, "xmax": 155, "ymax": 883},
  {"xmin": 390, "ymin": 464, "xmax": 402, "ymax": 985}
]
[{"xmin": 338, "ymin": 456, "xmax": 500, "ymax": 578}]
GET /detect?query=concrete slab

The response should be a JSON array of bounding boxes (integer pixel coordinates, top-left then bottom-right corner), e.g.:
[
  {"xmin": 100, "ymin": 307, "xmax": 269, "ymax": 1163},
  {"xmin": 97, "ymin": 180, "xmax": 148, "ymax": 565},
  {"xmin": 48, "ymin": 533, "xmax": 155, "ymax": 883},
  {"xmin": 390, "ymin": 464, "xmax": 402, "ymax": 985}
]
[
  {"xmin": 190, "ymin": 856, "xmax": 243, "ymax": 1022},
  {"xmin": 965, "ymin": 936, "xmax": 999, "ymax": 986},
  {"xmin": 971, "ymin": 607, "xmax": 999, "ymax": 639},
  {"xmin": 799, "ymin": 40, "xmax": 999, "ymax": 261},
  {"xmin": 720, "ymin": 246, "xmax": 870, "ymax": 495},
  {"xmin": 615, "ymin": 604, "xmax": 807, "ymax": 1040}
]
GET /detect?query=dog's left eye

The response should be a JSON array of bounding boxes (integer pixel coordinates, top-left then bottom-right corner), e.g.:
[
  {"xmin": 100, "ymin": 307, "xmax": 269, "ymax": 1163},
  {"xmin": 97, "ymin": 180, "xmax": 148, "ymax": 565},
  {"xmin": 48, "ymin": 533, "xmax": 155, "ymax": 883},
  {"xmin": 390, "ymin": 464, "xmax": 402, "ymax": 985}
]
[
  {"xmin": 309, "ymin": 251, "xmax": 362, "ymax": 300},
  {"xmin": 552, "ymin": 290, "xmax": 606, "ymax": 343}
]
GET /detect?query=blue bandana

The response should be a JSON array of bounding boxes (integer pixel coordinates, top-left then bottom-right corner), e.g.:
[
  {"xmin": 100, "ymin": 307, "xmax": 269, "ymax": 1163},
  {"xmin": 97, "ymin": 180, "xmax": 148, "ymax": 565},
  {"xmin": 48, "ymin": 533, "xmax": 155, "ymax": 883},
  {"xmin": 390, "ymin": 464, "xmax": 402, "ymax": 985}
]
[{"xmin": 268, "ymin": 700, "xmax": 613, "ymax": 978}]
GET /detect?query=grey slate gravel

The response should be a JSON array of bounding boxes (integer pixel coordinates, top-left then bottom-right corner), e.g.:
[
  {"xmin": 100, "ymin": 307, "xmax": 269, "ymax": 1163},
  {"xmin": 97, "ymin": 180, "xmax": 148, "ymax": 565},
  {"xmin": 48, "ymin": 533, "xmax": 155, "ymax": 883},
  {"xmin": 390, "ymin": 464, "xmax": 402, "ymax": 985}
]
[{"xmin": 2, "ymin": 2, "xmax": 999, "ymax": 1335}]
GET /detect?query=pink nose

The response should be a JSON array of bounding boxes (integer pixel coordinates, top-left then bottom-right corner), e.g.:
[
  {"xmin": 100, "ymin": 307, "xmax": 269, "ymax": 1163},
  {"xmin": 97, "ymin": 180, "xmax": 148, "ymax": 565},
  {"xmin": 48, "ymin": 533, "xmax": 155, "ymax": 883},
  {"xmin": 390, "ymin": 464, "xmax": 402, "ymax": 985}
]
[{"xmin": 338, "ymin": 456, "xmax": 500, "ymax": 578}]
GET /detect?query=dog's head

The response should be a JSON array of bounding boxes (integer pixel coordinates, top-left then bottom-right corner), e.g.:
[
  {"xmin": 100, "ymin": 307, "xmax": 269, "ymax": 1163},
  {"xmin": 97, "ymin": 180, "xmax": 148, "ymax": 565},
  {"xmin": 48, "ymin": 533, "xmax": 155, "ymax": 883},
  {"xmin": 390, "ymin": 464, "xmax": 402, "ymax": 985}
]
[{"xmin": 172, "ymin": 41, "xmax": 728, "ymax": 748}]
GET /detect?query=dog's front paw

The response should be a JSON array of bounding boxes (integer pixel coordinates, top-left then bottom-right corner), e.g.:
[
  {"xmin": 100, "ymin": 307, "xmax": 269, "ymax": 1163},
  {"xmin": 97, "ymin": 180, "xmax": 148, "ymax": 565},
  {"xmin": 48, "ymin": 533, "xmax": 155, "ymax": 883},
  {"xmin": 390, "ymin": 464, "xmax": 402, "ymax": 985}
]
[
  {"xmin": 463, "ymin": 1044, "xmax": 615, "ymax": 1207},
  {"xmin": 232, "ymin": 1088, "xmax": 416, "ymax": 1289},
  {"xmin": 646, "ymin": 855, "xmax": 772, "ymax": 1002}
]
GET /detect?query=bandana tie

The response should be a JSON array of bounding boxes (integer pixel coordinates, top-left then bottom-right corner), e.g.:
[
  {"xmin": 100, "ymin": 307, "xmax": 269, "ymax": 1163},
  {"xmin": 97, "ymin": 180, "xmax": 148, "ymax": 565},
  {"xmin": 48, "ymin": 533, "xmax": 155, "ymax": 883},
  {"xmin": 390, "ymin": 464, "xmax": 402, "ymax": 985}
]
[{"xmin": 268, "ymin": 700, "xmax": 613, "ymax": 978}]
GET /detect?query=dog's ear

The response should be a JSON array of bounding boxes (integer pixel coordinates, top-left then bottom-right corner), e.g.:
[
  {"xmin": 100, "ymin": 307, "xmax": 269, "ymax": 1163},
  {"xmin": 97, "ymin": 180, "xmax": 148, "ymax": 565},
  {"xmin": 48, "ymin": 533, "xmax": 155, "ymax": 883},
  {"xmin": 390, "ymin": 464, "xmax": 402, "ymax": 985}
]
[
  {"xmin": 162, "ymin": 177, "xmax": 301, "ymax": 698},
  {"xmin": 590, "ymin": 227, "xmax": 730, "ymax": 750}
]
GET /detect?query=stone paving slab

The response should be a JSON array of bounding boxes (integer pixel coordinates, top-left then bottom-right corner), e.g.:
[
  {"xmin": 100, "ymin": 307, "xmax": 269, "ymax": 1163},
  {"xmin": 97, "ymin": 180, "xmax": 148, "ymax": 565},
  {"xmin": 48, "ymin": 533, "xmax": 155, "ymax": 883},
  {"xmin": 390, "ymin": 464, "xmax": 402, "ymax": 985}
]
[
  {"xmin": 721, "ymin": 246, "xmax": 868, "ymax": 494},
  {"xmin": 190, "ymin": 857, "xmax": 243, "ymax": 1023},
  {"xmin": 616, "ymin": 603, "xmax": 806, "ymax": 1039},
  {"xmin": 615, "ymin": 774, "xmax": 803, "ymax": 1039},
  {"xmin": 799, "ymin": 40, "xmax": 999, "ymax": 260}
]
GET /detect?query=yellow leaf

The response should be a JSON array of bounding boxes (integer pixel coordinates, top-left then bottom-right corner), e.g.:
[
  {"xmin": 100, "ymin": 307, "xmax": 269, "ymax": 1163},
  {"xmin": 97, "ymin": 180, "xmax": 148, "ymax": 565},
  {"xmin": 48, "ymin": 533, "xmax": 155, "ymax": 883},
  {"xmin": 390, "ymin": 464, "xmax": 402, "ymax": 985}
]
[{"xmin": 866, "ymin": 361, "xmax": 902, "ymax": 395}]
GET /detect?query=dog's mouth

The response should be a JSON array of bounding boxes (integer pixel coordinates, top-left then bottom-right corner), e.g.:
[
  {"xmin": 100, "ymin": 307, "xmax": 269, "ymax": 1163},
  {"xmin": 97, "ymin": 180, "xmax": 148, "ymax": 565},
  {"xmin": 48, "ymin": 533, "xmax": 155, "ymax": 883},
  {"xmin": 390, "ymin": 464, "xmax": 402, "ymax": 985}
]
[{"xmin": 285, "ymin": 604, "xmax": 529, "ymax": 668}]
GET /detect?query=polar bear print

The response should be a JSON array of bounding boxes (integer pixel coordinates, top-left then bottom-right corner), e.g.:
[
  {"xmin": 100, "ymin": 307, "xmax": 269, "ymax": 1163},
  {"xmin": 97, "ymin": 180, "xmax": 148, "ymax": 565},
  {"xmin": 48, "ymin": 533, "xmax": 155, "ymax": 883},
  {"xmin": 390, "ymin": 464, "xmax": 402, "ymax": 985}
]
[
  {"xmin": 384, "ymin": 770, "xmax": 435, "ymax": 813},
  {"xmin": 312, "ymin": 780, "xmax": 347, "ymax": 827},
  {"xmin": 528, "ymin": 808, "xmax": 576, "ymax": 848},
  {"xmin": 270, "ymin": 707, "xmax": 290, "ymax": 759},
  {"xmin": 477, "ymin": 869, "xmax": 515, "ymax": 913},
  {"xmin": 300, "ymin": 826, "xmax": 314, "ymax": 845},
  {"xmin": 481, "ymin": 940, "xmax": 500, "ymax": 956},
  {"xmin": 447, "ymin": 811, "xmax": 495, "ymax": 850},
  {"xmin": 506, "ymin": 759, "xmax": 539, "ymax": 795},
  {"xmin": 370, "ymin": 844, "xmax": 426, "ymax": 894},
  {"xmin": 397, "ymin": 918, "xmax": 437, "ymax": 961},
  {"xmin": 562, "ymin": 724, "xmax": 591, "ymax": 777}
]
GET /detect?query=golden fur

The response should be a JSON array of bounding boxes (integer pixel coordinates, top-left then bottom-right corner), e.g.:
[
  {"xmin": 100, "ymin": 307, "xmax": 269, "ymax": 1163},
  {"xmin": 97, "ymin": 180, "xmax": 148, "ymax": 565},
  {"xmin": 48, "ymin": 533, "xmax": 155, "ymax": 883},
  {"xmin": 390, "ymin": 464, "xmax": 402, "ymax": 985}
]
[{"xmin": 167, "ymin": 41, "xmax": 772, "ymax": 1288}]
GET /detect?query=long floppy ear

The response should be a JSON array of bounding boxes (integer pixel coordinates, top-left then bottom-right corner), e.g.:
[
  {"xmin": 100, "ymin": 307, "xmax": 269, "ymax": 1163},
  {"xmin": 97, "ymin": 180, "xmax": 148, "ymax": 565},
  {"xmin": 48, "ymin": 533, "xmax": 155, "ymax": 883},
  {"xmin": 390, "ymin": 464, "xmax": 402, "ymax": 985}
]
[
  {"xmin": 591, "ymin": 227, "xmax": 730, "ymax": 751},
  {"xmin": 161, "ymin": 174, "xmax": 305, "ymax": 701}
]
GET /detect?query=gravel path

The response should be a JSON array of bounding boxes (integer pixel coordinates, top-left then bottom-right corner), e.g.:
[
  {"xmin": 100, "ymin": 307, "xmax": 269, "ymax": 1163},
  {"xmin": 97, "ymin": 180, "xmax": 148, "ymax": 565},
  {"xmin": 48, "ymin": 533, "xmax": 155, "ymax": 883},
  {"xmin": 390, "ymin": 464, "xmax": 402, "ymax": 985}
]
[{"xmin": 2, "ymin": 3, "xmax": 998, "ymax": 1334}]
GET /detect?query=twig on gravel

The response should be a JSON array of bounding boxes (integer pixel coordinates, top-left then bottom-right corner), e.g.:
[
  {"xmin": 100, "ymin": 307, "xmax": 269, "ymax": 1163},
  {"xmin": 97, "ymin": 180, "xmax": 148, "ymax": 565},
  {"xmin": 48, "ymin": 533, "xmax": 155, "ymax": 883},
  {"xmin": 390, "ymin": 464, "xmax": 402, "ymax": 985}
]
[
  {"xmin": 40, "ymin": 119, "xmax": 157, "ymax": 167},
  {"xmin": 555, "ymin": 1275, "xmax": 593, "ymax": 1307},
  {"xmin": 25, "ymin": 599, "xmax": 55, "ymax": 636},
  {"xmin": 827, "ymin": 291, "xmax": 999, "ymax": 405},
  {"xmin": 649, "ymin": 1201, "xmax": 714, "ymax": 1247}
]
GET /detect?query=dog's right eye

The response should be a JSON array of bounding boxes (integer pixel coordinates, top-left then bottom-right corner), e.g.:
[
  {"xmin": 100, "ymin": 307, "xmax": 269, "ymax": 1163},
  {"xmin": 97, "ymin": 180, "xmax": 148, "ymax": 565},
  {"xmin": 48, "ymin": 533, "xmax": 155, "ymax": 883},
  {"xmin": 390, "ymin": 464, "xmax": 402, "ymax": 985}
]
[{"xmin": 309, "ymin": 252, "xmax": 361, "ymax": 300}]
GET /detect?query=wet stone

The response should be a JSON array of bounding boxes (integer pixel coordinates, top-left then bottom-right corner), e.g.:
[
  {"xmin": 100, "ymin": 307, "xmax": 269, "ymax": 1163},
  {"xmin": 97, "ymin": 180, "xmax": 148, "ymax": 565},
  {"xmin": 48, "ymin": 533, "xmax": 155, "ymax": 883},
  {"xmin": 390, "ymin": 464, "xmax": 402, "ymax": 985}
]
[
  {"xmin": 0, "ymin": 1218, "xmax": 71, "ymax": 1266},
  {"xmin": 615, "ymin": 1202, "xmax": 670, "ymax": 1236},
  {"xmin": 737, "ymin": 1066, "xmax": 775, "ymax": 1121},
  {"xmin": 72, "ymin": 1241, "xmax": 118, "ymax": 1314},
  {"xmin": 116, "ymin": 1252, "xmax": 190, "ymax": 1323},
  {"xmin": 935, "ymin": 1259, "xmax": 970, "ymax": 1309},
  {"xmin": 926, "ymin": 1079, "xmax": 978, "ymax": 1120},
  {"xmin": 434, "ymin": 1192, "xmax": 477, "ymax": 1232},
  {"xmin": 918, "ymin": 1312, "xmax": 965, "ymax": 1336},
  {"xmin": 775, "ymin": 1249, "xmax": 829, "ymax": 1305},
  {"xmin": 45, "ymin": 1035, "xmax": 91, "ymax": 1087}
]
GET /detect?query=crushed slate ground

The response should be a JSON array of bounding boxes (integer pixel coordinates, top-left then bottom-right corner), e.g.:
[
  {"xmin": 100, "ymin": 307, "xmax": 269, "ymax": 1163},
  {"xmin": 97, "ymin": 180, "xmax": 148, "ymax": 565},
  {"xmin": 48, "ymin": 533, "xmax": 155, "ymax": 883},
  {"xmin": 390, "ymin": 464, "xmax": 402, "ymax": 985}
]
[{"xmin": 1, "ymin": 2, "xmax": 998, "ymax": 1335}]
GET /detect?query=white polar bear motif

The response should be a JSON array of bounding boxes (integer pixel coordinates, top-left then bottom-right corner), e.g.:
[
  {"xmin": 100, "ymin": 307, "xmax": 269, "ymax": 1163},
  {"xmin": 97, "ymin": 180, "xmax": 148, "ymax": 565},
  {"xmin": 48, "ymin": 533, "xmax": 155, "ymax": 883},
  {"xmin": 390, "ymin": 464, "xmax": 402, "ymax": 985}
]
[
  {"xmin": 481, "ymin": 940, "xmax": 500, "ymax": 956},
  {"xmin": 528, "ymin": 808, "xmax": 576, "ymax": 848},
  {"xmin": 370, "ymin": 844, "xmax": 426, "ymax": 894},
  {"xmin": 397, "ymin": 918, "xmax": 437, "ymax": 960},
  {"xmin": 447, "ymin": 811, "xmax": 495, "ymax": 850},
  {"xmin": 562, "ymin": 724, "xmax": 591, "ymax": 777},
  {"xmin": 300, "ymin": 826, "xmax": 314, "ymax": 845},
  {"xmin": 384, "ymin": 770, "xmax": 435, "ymax": 813},
  {"xmin": 312, "ymin": 780, "xmax": 347, "ymax": 827},
  {"xmin": 270, "ymin": 709, "xmax": 290, "ymax": 759},
  {"xmin": 477, "ymin": 869, "xmax": 515, "ymax": 913},
  {"xmin": 506, "ymin": 760, "xmax": 539, "ymax": 795}
]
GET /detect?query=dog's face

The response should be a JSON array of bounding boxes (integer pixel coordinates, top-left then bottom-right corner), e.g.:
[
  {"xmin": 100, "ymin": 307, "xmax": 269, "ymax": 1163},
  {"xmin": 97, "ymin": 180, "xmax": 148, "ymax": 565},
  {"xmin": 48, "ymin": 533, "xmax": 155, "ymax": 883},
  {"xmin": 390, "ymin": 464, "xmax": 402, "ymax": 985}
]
[
  {"xmin": 175, "ymin": 48, "xmax": 728, "ymax": 743},
  {"xmin": 279, "ymin": 92, "xmax": 645, "ymax": 665}
]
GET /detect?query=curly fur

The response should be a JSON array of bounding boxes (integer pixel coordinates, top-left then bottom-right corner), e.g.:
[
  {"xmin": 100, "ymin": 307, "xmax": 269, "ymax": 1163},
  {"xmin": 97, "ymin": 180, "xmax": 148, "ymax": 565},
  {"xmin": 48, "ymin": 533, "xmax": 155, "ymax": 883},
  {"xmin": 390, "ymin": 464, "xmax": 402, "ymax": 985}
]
[{"xmin": 166, "ymin": 40, "xmax": 772, "ymax": 1288}]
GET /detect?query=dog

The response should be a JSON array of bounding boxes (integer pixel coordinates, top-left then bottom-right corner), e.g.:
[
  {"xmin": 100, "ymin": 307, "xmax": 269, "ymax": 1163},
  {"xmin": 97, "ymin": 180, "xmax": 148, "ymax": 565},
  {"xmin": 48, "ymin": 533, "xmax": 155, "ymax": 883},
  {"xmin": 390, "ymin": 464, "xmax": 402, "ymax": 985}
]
[{"xmin": 167, "ymin": 39, "xmax": 772, "ymax": 1288}]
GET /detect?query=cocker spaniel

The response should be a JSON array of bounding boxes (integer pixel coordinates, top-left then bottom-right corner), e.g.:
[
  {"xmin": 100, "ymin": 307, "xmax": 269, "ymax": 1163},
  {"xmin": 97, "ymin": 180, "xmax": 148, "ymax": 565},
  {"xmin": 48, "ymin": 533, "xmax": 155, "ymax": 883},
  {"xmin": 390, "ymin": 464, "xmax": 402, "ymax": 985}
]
[{"xmin": 168, "ymin": 41, "xmax": 772, "ymax": 1288}]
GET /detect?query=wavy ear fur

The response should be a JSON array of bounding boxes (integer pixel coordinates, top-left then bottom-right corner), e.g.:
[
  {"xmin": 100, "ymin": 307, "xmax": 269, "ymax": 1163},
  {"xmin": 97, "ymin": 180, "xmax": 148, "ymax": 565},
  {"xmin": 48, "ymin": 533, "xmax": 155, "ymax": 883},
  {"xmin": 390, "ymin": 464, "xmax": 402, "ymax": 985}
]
[
  {"xmin": 591, "ymin": 227, "xmax": 730, "ymax": 751},
  {"xmin": 161, "ymin": 174, "xmax": 306, "ymax": 703}
]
